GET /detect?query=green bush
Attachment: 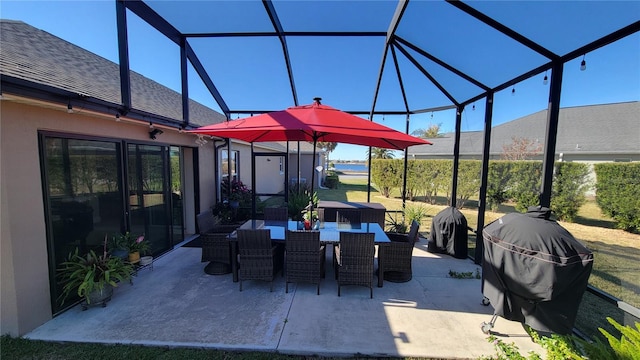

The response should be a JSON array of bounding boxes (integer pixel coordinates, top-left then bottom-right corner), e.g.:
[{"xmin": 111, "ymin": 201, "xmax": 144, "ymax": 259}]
[
  {"xmin": 323, "ymin": 174, "xmax": 339, "ymax": 189},
  {"xmin": 509, "ymin": 161, "xmax": 543, "ymax": 212},
  {"xmin": 551, "ymin": 162, "xmax": 591, "ymax": 222},
  {"xmin": 455, "ymin": 160, "xmax": 481, "ymax": 208},
  {"xmin": 370, "ymin": 159, "xmax": 402, "ymax": 197},
  {"xmin": 595, "ymin": 163, "xmax": 640, "ymax": 232},
  {"xmin": 487, "ymin": 161, "xmax": 513, "ymax": 211}
]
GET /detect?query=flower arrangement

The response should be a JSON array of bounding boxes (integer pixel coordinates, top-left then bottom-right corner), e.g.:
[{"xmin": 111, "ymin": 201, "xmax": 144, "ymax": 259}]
[{"xmin": 222, "ymin": 178, "xmax": 251, "ymax": 202}]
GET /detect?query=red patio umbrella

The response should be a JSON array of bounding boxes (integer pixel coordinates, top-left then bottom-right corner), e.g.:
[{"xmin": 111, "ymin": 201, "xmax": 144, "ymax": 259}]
[{"xmin": 189, "ymin": 98, "xmax": 431, "ymax": 212}]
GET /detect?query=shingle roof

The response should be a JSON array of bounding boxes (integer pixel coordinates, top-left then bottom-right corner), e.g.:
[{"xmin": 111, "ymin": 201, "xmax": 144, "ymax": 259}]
[
  {"xmin": 0, "ymin": 20, "xmax": 226, "ymax": 127},
  {"xmin": 409, "ymin": 101, "xmax": 640, "ymax": 156}
]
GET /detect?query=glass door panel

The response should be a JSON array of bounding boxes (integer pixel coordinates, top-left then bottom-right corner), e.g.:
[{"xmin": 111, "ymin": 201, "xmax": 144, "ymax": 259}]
[
  {"xmin": 127, "ymin": 144, "xmax": 170, "ymax": 256},
  {"xmin": 170, "ymin": 146, "xmax": 184, "ymax": 243},
  {"xmin": 43, "ymin": 137, "xmax": 123, "ymax": 313}
]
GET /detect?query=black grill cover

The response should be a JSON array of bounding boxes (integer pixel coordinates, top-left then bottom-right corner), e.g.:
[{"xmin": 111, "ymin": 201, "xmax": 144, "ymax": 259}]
[
  {"xmin": 482, "ymin": 206, "xmax": 594, "ymax": 334},
  {"xmin": 428, "ymin": 206, "xmax": 468, "ymax": 259}
]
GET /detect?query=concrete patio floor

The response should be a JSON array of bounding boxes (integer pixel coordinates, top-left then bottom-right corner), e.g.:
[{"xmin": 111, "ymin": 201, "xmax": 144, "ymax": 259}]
[{"xmin": 26, "ymin": 237, "xmax": 543, "ymax": 359}]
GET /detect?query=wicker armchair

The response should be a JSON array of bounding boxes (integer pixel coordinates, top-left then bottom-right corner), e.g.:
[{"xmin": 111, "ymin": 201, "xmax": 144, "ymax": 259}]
[
  {"xmin": 334, "ymin": 232, "xmax": 375, "ymax": 298},
  {"xmin": 336, "ymin": 210, "xmax": 362, "ymax": 229},
  {"xmin": 197, "ymin": 211, "xmax": 232, "ymax": 275},
  {"xmin": 237, "ymin": 229, "xmax": 285, "ymax": 292},
  {"xmin": 264, "ymin": 207, "xmax": 288, "ymax": 225},
  {"xmin": 285, "ymin": 230, "xmax": 326, "ymax": 295},
  {"xmin": 380, "ymin": 220, "xmax": 420, "ymax": 283}
]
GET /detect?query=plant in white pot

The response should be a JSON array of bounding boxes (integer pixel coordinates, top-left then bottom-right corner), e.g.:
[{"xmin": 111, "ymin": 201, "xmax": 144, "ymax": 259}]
[{"xmin": 58, "ymin": 237, "xmax": 133, "ymax": 309}]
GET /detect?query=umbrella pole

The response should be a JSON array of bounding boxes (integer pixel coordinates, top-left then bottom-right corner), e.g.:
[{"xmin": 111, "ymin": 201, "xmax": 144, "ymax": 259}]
[{"xmin": 310, "ymin": 136, "xmax": 317, "ymax": 213}]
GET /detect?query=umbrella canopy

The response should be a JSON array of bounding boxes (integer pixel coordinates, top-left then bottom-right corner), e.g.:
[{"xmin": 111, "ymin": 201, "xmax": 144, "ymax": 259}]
[
  {"xmin": 189, "ymin": 98, "xmax": 431, "ymax": 216},
  {"xmin": 189, "ymin": 99, "xmax": 432, "ymax": 150}
]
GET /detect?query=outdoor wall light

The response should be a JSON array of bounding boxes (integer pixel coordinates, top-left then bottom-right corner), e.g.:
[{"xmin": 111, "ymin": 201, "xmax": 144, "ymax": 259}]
[
  {"xmin": 149, "ymin": 128, "xmax": 163, "ymax": 140},
  {"xmin": 580, "ymin": 55, "xmax": 587, "ymax": 71},
  {"xmin": 67, "ymin": 101, "xmax": 73, "ymax": 113},
  {"xmin": 195, "ymin": 134, "xmax": 208, "ymax": 146},
  {"xmin": 149, "ymin": 121, "xmax": 154, "ymax": 129},
  {"xmin": 115, "ymin": 113, "xmax": 120, "ymax": 121}
]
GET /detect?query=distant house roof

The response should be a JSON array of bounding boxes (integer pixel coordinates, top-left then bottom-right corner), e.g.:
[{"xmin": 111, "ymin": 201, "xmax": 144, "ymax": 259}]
[
  {"xmin": 409, "ymin": 101, "xmax": 640, "ymax": 157},
  {"xmin": 253, "ymin": 141, "xmax": 322, "ymax": 155},
  {"xmin": 0, "ymin": 20, "xmax": 226, "ymax": 127}
]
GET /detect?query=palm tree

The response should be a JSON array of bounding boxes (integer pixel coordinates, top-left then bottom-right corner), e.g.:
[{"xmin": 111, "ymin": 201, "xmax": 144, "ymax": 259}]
[
  {"xmin": 367, "ymin": 147, "xmax": 395, "ymax": 159},
  {"xmin": 317, "ymin": 141, "xmax": 337, "ymax": 168}
]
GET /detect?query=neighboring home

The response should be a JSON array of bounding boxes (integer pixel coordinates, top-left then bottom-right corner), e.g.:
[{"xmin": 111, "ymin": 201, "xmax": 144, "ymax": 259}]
[
  {"xmin": 408, "ymin": 101, "xmax": 639, "ymax": 163},
  {"xmin": 0, "ymin": 20, "xmax": 322, "ymax": 336}
]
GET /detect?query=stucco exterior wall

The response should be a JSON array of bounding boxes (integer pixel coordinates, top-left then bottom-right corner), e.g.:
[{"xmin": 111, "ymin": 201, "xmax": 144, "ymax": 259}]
[{"xmin": 0, "ymin": 99, "xmax": 217, "ymax": 336}]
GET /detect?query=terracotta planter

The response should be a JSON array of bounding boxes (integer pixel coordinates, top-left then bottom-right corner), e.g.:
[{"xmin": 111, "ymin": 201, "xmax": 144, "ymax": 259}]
[{"xmin": 128, "ymin": 251, "xmax": 140, "ymax": 264}]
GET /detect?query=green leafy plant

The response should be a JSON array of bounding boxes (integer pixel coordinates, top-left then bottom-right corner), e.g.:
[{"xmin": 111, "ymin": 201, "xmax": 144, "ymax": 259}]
[
  {"xmin": 385, "ymin": 212, "xmax": 407, "ymax": 233},
  {"xmin": 116, "ymin": 232, "xmax": 150, "ymax": 254},
  {"xmin": 57, "ymin": 238, "xmax": 133, "ymax": 305},
  {"xmin": 448, "ymin": 269, "xmax": 480, "ymax": 279},
  {"xmin": 288, "ymin": 183, "xmax": 317, "ymax": 221},
  {"xmin": 576, "ymin": 317, "xmax": 640, "ymax": 360},
  {"xmin": 405, "ymin": 204, "xmax": 429, "ymax": 224},
  {"xmin": 480, "ymin": 335, "xmax": 542, "ymax": 360}
]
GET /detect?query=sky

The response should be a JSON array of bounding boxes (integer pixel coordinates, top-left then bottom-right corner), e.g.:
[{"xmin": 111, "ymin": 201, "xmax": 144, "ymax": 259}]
[{"xmin": 2, "ymin": 1, "xmax": 639, "ymax": 161}]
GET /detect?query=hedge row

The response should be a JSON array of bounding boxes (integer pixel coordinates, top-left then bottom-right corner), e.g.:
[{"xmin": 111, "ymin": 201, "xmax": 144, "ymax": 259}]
[
  {"xmin": 594, "ymin": 163, "xmax": 640, "ymax": 232},
  {"xmin": 370, "ymin": 159, "xmax": 591, "ymax": 222}
]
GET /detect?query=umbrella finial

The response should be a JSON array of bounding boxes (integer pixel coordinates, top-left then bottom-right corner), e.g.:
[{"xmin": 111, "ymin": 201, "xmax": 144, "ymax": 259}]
[{"xmin": 313, "ymin": 97, "xmax": 322, "ymax": 105}]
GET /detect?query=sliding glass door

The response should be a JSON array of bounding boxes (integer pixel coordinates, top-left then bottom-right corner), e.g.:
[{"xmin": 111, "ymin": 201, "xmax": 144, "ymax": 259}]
[
  {"xmin": 42, "ymin": 136, "xmax": 124, "ymax": 313},
  {"xmin": 127, "ymin": 144, "xmax": 171, "ymax": 257},
  {"xmin": 42, "ymin": 134, "xmax": 193, "ymax": 314}
]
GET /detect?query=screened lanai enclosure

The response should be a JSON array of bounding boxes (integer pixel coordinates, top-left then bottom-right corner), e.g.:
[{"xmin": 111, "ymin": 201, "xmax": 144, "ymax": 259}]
[
  {"xmin": 6, "ymin": 0, "xmax": 638, "ymax": 340},
  {"xmin": 103, "ymin": 1, "xmax": 639, "ymax": 340}
]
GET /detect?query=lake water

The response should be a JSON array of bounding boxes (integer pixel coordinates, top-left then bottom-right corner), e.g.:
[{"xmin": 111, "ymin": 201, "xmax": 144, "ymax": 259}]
[{"xmin": 332, "ymin": 163, "xmax": 368, "ymax": 172}]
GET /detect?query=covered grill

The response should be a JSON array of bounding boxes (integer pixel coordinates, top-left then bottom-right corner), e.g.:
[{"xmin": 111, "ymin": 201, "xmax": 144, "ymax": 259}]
[
  {"xmin": 428, "ymin": 206, "xmax": 469, "ymax": 259},
  {"xmin": 481, "ymin": 206, "xmax": 594, "ymax": 335}
]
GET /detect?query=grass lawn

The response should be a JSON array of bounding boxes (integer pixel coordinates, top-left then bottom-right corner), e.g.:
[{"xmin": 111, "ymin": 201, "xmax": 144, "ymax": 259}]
[{"xmin": 0, "ymin": 336, "xmax": 432, "ymax": 360}]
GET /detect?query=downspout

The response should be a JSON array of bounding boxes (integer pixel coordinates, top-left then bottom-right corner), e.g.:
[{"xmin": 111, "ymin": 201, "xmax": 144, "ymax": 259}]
[{"xmin": 214, "ymin": 138, "xmax": 229, "ymax": 203}]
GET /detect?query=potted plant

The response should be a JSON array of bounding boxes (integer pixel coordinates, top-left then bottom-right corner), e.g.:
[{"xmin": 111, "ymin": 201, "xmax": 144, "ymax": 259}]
[
  {"xmin": 122, "ymin": 232, "xmax": 150, "ymax": 264},
  {"xmin": 57, "ymin": 237, "xmax": 133, "ymax": 309},
  {"xmin": 107, "ymin": 233, "xmax": 129, "ymax": 260}
]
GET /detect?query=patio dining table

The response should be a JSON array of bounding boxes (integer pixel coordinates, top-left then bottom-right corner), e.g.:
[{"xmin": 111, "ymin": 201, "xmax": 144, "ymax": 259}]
[{"xmin": 229, "ymin": 220, "xmax": 391, "ymax": 287}]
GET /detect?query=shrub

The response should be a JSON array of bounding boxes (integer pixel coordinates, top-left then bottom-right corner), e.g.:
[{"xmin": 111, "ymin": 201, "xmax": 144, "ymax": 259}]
[
  {"xmin": 323, "ymin": 174, "xmax": 339, "ymax": 189},
  {"xmin": 551, "ymin": 162, "xmax": 591, "ymax": 222},
  {"xmin": 486, "ymin": 161, "xmax": 513, "ymax": 211},
  {"xmin": 509, "ymin": 161, "xmax": 543, "ymax": 212},
  {"xmin": 370, "ymin": 159, "xmax": 402, "ymax": 198},
  {"xmin": 595, "ymin": 163, "xmax": 640, "ymax": 232}
]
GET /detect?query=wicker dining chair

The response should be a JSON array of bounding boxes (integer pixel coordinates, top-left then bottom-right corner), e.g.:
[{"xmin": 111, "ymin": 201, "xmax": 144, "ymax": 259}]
[
  {"xmin": 380, "ymin": 220, "xmax": 420, "ymax": 283},
  {"xmin": 334, "ymin": 232, "xmax": 375, "ymax": 298},
  {"xmin": 264, "ymin": 207, "xmax": 289, "ymax": 225},
  {"xmin": 336, "ymin": 210, "xmax": 362, "ymax": 228},
  {"xmin": 197, "ymin": 211, "xmax": 232, "ymax": 275},
  {"xmin": 237, "ymin": 229, "xmax": 284, "ymax": 292},
  {"xmin": 285, "ymin": 230, "xmax": 326, "ymax": 295}
]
